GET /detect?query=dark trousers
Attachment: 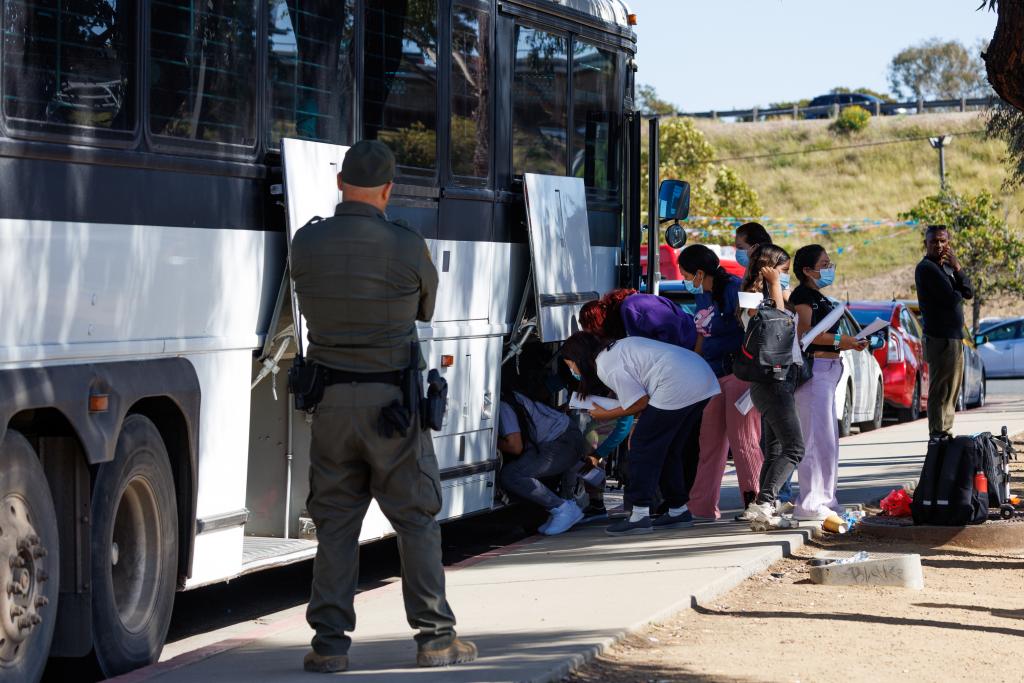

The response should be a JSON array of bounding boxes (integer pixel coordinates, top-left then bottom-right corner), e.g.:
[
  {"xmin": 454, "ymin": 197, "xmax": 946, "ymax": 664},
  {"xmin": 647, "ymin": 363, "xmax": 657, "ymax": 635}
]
[
  {"xmin": 500, "ymin": 426, "xmax": 587, "ymax": 510},
  {"xmin": 924, "ymin": 335, "xmax": 964, "ymax": 437},
  {"xmin": 625, "ymin": 400, "xmax": 709, "ymax": 509},
  {"xmin": 750, "ymin": 381, "xmax": 805, "ymax": 506},
  {"xmin": 306, "ymin": 383, "xmax": 456, "ymax": 656}
]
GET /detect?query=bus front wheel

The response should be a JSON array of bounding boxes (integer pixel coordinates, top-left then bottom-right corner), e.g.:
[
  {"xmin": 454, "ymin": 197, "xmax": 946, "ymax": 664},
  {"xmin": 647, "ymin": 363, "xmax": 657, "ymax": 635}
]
[
  {"xmin": 0, "ymin": 429, "xmax": 59, "ymax": 683},
  {"xmin": 90, "ymin": 415, "xmax": 177, "ymax": 677}
]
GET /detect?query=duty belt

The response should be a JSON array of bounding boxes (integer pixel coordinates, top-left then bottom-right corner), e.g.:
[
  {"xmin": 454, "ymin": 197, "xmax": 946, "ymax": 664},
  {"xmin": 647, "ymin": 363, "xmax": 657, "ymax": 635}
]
[{"xmin": 321, "ymin": 367, "xmax": 403, "ymax": 386}]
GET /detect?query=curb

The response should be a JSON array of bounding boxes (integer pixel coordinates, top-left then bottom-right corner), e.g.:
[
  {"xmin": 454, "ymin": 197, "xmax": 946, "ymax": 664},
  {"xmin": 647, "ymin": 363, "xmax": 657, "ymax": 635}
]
[{"xmin": 527, "ymin": 527, "xmax": 816, "ymax": 683}]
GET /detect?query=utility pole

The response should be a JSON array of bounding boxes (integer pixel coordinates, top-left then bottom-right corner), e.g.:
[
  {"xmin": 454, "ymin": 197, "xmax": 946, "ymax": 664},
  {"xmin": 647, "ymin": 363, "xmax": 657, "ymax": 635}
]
[{"xmin": 928, "ymin": 135, "xmax": 953, "ymax": 189}]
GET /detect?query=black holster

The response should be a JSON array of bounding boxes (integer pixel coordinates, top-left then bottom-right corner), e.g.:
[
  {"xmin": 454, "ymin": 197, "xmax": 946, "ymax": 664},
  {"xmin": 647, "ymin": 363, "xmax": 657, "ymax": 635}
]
[
  {"xmin": 421, "ymin": 369, "xmax": 448, "ymax": 431},
  {"xmin": 288, "ymin": 356, "xmax": 325, "ymax": 413}
]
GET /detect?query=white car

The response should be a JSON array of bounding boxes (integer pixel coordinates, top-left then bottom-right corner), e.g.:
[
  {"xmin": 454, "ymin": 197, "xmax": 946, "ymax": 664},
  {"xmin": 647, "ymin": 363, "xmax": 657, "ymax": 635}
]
[
  {"xmin": 977, "ymin": 317, "xmax": 1024, "ymax": 378},
  {"xmin": 834, "ymin": 309, "xmax": 885, "ymax": 436}
]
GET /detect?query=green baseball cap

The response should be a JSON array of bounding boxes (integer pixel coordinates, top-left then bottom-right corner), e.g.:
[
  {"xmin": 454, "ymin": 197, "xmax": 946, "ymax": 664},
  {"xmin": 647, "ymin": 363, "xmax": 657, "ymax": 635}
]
[{"xmin": 340, "ymin": 140, "xmax": 396, "ymax": 187}]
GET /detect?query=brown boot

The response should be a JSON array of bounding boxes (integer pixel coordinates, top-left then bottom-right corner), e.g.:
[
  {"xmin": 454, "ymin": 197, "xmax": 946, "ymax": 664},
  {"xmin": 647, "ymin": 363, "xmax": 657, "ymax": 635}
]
[
  {"xmin": 303, "ymin": 650, "xmax": 349, "ymax": 673},
  {"xmin": 416, "ymin": 638, "xmax": 478, "ymax": 667}
]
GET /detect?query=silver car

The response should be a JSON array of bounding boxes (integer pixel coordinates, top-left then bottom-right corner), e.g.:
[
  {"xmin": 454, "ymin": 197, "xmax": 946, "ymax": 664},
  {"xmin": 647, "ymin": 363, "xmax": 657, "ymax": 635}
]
[{"xmin": 977, "ymin": 317, "xmax": 1024, "ymax": 378}]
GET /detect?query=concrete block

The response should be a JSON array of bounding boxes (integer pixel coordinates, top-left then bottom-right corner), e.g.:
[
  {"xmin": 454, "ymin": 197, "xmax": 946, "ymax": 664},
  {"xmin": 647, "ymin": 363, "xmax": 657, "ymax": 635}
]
[{"xmin": 809, "ymin": 553, "xmax": 924, "ymax": 589}]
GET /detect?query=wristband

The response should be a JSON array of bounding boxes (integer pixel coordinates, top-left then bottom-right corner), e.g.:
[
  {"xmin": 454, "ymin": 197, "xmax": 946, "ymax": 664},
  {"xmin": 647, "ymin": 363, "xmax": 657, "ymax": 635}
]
[{"xmin": 833, "ymin": 333, "xmax": 842, "ymax": 350}]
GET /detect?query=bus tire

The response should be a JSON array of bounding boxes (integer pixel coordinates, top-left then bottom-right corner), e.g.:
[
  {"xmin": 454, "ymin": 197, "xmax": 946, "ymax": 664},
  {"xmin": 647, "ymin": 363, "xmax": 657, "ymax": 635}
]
[
  {"xmin": 90, "ymin": 415, "xmax": 177, "ymax": 677},
  {"xmin": 0, "ymin": 430, "xmax": 59, "ymax": 683}
]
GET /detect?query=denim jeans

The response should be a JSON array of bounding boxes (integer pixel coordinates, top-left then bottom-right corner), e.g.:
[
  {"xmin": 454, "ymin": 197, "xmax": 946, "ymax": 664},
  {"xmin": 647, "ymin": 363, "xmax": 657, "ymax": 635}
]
[
  {"xmin": 750, "ymin": 381, "xmax": 805, "ymax": 506},
  {"xmin": 500, "ymin": 426, "xmax": 587, "ymax": 510},
  {"xmin": 625, "ymin": 400, "xmax": 709, "ymax": 509}
]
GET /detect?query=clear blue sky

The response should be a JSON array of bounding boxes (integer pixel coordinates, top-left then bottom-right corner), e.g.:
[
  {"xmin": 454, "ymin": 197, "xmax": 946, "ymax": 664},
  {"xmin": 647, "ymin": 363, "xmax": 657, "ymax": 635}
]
[{"xmin": 629, "ymin": 0, "xmax": 998, "ymax": 112}]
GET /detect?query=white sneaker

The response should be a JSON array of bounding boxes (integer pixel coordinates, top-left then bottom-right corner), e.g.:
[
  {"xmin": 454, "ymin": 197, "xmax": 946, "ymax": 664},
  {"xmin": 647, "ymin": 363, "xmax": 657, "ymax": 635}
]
[
  {"xmin": 776, "ymin": 501, "xmax": 795, "ymax": 516},
  {"xmin": 793, "ymin": 509, "xmax": 832, "ymax": 522},
  {"xmin": 748, "ymin": 502, "xmax": 794, "ymax": 531},
  {"xmin": 543, "ymin": 500, "xmax": 584, "ymax": 536}
]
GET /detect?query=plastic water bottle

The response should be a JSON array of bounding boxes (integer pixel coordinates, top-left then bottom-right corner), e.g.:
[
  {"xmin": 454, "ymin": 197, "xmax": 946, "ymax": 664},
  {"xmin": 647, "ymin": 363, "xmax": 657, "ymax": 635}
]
[{"xmin": 832, "ymin": 550, "xmax": 869, "ymax": 565}]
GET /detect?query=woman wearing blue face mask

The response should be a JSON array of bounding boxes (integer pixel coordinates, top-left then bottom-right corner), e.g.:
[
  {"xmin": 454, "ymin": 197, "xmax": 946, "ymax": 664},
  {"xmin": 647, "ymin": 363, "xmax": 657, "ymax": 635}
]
[
  {"xmin": 677, "ymin": 245, "xmax": 763, "ymax": 521},
  {"xmin": 734, "ymin": 222, "xmax": 772, "ymax": 269},
  {"xmin": 790, "ymin": 245, "xmax": 867, "ymax": 523}
]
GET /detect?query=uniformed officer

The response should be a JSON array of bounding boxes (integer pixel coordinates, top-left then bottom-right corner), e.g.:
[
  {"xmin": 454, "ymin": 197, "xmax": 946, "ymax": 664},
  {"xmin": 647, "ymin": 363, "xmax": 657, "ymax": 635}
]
[{"xmin": 291, "ymin": 140, "xmax": 477, "ymax": 673}]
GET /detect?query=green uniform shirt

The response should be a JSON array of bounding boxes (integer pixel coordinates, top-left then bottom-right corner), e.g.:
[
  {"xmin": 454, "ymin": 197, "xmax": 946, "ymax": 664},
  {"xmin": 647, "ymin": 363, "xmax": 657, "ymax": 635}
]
[{"xmin": 291, "ymin": 201, "xmax": 438, "ymax": 373}]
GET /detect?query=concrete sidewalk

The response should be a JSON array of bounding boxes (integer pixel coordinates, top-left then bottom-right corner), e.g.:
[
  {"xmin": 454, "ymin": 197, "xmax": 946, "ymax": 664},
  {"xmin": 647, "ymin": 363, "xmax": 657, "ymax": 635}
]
[{"xmin": 110, "ymin": 396, "xmax": 1024, "ymax": 683}]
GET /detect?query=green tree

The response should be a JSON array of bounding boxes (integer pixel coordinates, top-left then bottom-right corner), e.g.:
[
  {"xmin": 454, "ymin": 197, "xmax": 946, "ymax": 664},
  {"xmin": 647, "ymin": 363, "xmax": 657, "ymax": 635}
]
[
  {"xmin": 888, "ymin": 38, "xmax": 989, "ymax": 100},
  {"xmin": 637, "ymin": 84, "xmax": 677, "ymax": 116},
  {"xmin": 986, "ymin": 102, "xmax": 1024, "ymax": 189},
  {"xmin": 900, "ymin": 187, "xmax": 1024, "ymax": 331},
  {"xmin": 640, "ymin": 118, "xmax": 761, "ymax": 241}
]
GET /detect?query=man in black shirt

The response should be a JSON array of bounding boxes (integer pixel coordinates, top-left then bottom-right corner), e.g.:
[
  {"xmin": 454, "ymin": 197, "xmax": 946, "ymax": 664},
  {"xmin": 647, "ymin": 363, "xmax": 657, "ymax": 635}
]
[{"xmin": 915, "ymin": 225, "xmax": 975, "ymax": 439}]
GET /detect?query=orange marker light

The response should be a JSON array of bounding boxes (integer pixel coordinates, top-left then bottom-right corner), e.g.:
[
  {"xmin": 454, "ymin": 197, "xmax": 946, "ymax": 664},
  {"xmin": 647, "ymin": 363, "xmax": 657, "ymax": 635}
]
[
  {"xmin": 89, "ymin": 394, "xmax": 110, "ymax": 413},
  {"xmin": 441, "ymin": 355, "xmax": 455, "ymax": 368},
  {"xmin": 627, "ymin": 13, "xmax": 638, "ymax": 25}
]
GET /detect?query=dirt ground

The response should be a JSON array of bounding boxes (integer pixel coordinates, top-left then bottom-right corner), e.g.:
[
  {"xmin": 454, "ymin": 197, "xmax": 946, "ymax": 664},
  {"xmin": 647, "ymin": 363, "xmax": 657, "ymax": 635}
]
[{"xmin": 567, "ymin": 436, "xmax": 1024, "ymax": 683}]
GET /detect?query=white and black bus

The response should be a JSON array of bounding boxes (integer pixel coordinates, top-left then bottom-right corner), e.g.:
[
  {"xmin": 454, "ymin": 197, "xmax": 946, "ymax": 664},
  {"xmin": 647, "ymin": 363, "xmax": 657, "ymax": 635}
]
[{"xmin": 0, "ymin": 0, "xmax": 665, "ymax": 679}]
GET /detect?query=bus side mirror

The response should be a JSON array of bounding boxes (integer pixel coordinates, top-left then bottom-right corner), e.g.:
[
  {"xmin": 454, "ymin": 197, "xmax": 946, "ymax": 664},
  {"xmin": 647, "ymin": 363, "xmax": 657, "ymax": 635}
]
[
  {"xmin": 664, "ymin": 223, "xmax": 687, "ymax": 249},
  {"xmin": 658, "ymin": 179, "xmax": 690, "ymax": 222},
  {"xmin": 975, "ymin": 334, "xmax": 988, "ymax": 346}
]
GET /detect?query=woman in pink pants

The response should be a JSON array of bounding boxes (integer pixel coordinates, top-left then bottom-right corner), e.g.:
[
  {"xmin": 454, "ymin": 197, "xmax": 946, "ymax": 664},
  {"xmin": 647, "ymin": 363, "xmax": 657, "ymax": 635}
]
[
  {"xmin": 677, "ymin": 245, "xmax": 763, "ymax": 520},
  {"xmin": 790, "ymin": 245, "xmax": 867, "ymax": 520}
]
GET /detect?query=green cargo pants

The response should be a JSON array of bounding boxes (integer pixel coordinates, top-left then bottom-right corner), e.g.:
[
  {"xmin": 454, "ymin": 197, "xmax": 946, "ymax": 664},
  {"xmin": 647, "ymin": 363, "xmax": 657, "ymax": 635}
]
[
  {"xmin": 305, "ymin": 382, "xmax": 456, "ymax": 656},
  {"xmin": 923, "ymin": 335, "xmax": 964, "ymax": 438}
]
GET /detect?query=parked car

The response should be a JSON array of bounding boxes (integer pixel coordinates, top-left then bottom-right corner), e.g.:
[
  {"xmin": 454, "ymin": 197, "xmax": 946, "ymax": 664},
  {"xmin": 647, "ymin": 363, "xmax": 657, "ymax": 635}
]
[
  {"xmin": 901, "ymin": 301, "xmax": 987, "ymax": 409},
  {"xmin": 805, "ymin": 92, "xmax": 883, "ymax": 119},
  {"xmin": 977, "ymin": 316, "xmax": 1024, "ymax": 378},
  {"xmin": 641, "ymin": 244, "xmax": 745, "ymax": 283},
  {"xmin": 834, "ymin": 308, "xmax": 886, "ymax": 436},
  {"xmin": 848, "ymin": 301, "xmax": 929, "ymax": 422}
]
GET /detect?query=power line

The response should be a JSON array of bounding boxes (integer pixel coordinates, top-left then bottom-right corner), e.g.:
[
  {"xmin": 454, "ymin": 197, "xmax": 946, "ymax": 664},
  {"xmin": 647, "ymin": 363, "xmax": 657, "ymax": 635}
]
[{"xmin": 712, "ymin": 129, "xmax": 988, "ymax": 163}]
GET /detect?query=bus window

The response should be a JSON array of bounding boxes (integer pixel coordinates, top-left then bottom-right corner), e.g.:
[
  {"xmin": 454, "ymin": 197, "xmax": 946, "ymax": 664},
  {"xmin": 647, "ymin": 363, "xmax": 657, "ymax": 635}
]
[
  {"xmin": 449, "ymin": 2, "xmax": 490, "ymax": 183},
  {"xmin": 571, "ymin": 41, "xmax": 619, "ymax": 192},
  {"xmin": 363, "ymin": 0, "xmax": 438, "ymax": 178},
  {"xmin": 511, "ymin": 24, "xmax": 568, "ymax": 177},
  {"xmin": 1, "ymin": 0, "xmax": 135, "ymax": 134},
  {"xmin": 267, "ymin": 0, "xmax": 355, "ymax": 147},
  {"xmin": 149, "ymin": 0, "xmax": 258, "ymax": 147}
]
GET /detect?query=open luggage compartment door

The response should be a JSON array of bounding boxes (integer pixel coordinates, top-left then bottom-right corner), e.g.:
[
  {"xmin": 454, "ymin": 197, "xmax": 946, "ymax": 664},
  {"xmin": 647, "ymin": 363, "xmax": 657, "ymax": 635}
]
[
  {"xmin": 280, "ymin": 138, "xmax": 350, "ymax": 354},
  {"xmin": 523, "ymin": 173, "xmax": 598, "ymax": 343}
]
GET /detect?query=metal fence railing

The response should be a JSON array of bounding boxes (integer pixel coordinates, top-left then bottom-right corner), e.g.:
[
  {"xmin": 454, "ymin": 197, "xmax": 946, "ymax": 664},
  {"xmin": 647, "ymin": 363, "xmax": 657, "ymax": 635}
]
[{"xmin": 674, "ymin": 96, "xmax": 1001, "ymax": 122}]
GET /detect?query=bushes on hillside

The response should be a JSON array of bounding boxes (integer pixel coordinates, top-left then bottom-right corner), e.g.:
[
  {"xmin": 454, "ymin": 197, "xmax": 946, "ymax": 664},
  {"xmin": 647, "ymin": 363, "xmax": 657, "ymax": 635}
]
[{"xmin": 830, "ymin": 105, "xmax": 871, "ymax": 135}]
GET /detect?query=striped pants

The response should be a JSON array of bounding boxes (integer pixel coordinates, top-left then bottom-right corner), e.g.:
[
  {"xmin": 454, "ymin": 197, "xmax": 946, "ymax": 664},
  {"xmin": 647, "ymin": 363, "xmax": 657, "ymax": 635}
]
[{"xmin": 687, "ymin": 373, "xmax": 763, "ymax": 519}]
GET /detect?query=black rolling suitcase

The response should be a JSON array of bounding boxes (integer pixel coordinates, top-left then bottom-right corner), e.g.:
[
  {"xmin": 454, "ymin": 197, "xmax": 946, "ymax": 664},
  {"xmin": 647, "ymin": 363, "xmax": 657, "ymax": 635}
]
[{"xmin": 912, "ymin": 427, "xmax": 1017, "ymax": 525}]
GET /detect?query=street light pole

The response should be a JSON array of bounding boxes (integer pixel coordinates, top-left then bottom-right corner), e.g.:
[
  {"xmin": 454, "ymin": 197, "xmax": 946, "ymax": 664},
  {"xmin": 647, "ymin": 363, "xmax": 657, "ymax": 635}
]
[{"xmin": 928, "ymin": 135, "xmax": 953, "ymax": 189}]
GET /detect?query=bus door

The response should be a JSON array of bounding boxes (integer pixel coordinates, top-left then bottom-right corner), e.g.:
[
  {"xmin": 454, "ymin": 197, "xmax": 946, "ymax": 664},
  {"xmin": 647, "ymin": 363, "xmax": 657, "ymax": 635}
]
[
  {"xmin": 278, "ymin": 138, "xmax": 396, "ymax": 543},
  {"xmin": 522, "ymin": 173, "xmax": 599, "ymax": 342}
]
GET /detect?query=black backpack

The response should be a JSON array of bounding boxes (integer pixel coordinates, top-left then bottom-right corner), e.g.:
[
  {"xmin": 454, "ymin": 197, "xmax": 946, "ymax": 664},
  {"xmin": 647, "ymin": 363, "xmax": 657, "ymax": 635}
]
[
  {"xmin": 911, "ymin": 435, "xmax": 992, "ymax": 525},
  {"xmin": 732, "ymin": 304, "xmax": 797, "ymax": 384}
]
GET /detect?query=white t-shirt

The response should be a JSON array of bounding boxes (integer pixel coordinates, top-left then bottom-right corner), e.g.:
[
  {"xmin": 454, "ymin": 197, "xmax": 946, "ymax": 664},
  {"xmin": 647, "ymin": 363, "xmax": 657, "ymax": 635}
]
[{"xmin": 596, "ymin": 336, "xmax": 721, "ymax": 411}]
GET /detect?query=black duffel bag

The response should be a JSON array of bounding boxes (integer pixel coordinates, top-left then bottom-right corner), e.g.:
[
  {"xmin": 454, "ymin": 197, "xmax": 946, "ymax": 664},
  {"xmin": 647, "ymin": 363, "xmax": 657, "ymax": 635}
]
[{"xmin": 912, "ymin": 435, "xmax": 990, "ymax": 525}]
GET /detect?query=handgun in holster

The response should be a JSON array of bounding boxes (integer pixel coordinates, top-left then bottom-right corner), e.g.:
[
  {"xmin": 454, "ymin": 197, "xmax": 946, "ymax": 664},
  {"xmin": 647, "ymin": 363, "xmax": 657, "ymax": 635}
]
[
  {"xmin": 378, "ymin": 343, "xmax": 421, "ymax": 438},
  {"xmin": 287, "ymin": 355, "xmax": 325, "ymax": 413}
]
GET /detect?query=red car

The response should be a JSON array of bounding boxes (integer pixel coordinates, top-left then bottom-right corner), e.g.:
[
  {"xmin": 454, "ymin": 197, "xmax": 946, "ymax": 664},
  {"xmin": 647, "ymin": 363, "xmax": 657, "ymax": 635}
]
[
  {"xmin": 849, "ymin": 301, "xmax": 929, "ymax": 422},
  {"xmin": 641, "ymin": 244, "xmax": 745, "ymax": 280}
]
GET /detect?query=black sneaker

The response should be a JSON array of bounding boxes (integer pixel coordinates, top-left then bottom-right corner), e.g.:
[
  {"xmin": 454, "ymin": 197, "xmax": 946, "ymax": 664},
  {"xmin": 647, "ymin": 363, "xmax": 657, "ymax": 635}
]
[
  {"xmin": 652, "ymin": 510, "xmax": 695, "ymax": 530},
  {"xmin": 605, "ymin": 515, "xmax": 653, "ymax": 536},
  {"xmin": 581, "ymin": 505, "xmax": 608, "ymax": 522}
]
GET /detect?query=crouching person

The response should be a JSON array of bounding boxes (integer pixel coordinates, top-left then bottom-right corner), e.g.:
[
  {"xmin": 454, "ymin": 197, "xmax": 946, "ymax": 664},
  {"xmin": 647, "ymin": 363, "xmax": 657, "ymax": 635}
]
[
  {"xmin": 497, "ymin": 383, "xmax": 589, "ymax": 536},
  {"xmin": 560, "ymin": 332, "xmax": 720, "ymax": 536}
]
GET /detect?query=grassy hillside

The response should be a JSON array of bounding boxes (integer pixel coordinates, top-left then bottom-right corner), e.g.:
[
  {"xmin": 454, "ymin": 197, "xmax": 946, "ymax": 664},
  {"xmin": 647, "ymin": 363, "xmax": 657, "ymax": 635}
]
[{"xmin": 686, "ymin": 112, "xmax": 1024, "ymax": 316}]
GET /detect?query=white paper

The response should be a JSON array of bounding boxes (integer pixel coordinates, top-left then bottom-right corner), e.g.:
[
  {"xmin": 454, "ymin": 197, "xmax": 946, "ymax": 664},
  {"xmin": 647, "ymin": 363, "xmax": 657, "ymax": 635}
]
[
  {"xmin": 569, "ymin": 392, "xmax": 621, "ymax": 411},
  {"xmin": 855, "ymin": 317, "xmax": 889, "ymax": 340},
  {"xmin": 737, "ymin": 291, "xmax": 764, "ymax": 309},
  {"xmin": 735, "ymin": 389, "xmax": 754, "ymax": 415},
  {"xmin": 800, "ymin": 303, "xmax": 846, "ymax": 352}
]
